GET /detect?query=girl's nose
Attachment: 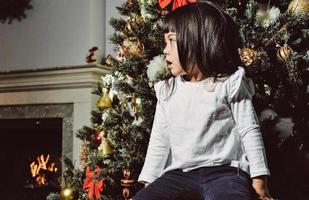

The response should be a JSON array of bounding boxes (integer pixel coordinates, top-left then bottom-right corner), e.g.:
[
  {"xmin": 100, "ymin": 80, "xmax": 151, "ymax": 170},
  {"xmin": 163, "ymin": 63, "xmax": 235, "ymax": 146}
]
[{"xmin": 163, "ymin": 46, "xmax": 168, "ymax": 55}]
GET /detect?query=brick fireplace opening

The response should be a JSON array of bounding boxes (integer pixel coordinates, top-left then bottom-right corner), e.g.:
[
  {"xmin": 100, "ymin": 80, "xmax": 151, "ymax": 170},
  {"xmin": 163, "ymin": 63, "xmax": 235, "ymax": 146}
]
[{"xmin": 0, "ymin": 118, "xmax": 62, "ymax": 199}]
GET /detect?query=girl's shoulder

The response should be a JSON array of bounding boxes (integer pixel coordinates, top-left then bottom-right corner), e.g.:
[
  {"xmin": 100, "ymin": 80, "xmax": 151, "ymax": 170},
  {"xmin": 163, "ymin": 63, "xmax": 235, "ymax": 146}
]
[
  {"xmin": 154, "ymin": 77, "xmax": 176, "ymax": 101},
  {"xmin": 224, "ymin": 67, "xmax": 255, "ymax": 102}
]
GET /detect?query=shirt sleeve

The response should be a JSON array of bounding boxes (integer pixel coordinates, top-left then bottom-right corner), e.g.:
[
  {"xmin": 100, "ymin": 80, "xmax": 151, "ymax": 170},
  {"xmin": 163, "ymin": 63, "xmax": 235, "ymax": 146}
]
[
  {"xmin": 227, "ymin": 67, "xmax": 270, "ymax": 178},
  {"xmin": 138, "ymin": 81, "xmax": 170, "ymax": 183}
]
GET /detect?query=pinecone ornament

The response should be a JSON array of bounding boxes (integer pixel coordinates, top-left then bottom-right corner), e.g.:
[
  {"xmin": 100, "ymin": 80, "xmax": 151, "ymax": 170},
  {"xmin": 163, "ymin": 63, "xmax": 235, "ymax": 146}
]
[
  {"xmin": 276, "ymin": 44, "xmax": 293, "ymax": 64},
  {"xmin": 80, "ymin": 140, "xmax": 89, "ymax": 168}
]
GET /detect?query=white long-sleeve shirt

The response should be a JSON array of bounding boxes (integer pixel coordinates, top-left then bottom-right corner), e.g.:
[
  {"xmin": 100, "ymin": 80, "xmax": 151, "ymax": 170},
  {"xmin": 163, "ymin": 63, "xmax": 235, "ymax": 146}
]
[{"xmin": 138, "ymin": 67, "xmax": 270, "ymax": 183}]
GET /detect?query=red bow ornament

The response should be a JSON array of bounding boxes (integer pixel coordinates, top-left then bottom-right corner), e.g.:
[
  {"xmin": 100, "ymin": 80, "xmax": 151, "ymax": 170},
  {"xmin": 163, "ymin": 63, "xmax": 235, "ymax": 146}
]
[
  {"xmin": 158, "ymin": 0, "xmax": 197, "ymax": 10},
  {"xmin": 83, "ymin": 166, "xmax": 105, "ymax": 200}
]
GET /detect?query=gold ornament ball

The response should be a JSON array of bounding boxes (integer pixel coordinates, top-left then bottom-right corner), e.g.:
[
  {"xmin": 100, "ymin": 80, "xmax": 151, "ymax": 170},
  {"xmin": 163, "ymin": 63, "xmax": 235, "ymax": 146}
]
[
  {"xmin": 288, "ymin": 0, "xmax": 309, "ymax": 16},
  {"xmin": 60, "ymin": 186, "xmax": 79, "ymax": 200},
  {"xmin": 276, "ymin": 44, "xmax": 293, "ymax": 64}
]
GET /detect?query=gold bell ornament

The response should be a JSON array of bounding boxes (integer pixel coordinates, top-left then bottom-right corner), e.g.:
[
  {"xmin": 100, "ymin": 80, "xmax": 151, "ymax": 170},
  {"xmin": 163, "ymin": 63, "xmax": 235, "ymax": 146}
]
[
  {"xmin": 276, "ymin": 44, "xmax": 293, "ymax": 64},
  {"xmin": 98, "ymin": 134, "xmax": 113, "ymax": 155},
  {"xmin": 60, "ymin": 186, "xmax": 79, "ymax": 200},
  {"xmin": 288, "ymin": 0, "xmax": 309, "ymax": 16},
  {"xmin": 97, "ymin": 88, "xmax": 113, "ymax": 108}
]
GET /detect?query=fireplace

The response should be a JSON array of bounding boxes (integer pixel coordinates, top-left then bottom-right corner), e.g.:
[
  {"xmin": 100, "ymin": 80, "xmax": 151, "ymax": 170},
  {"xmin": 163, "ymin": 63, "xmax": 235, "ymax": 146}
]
[
  {"xmin": 0, "ymin": 118, "xmax": 62, "ymax": 199},
  {"xmin": 0, "ymin": 65, "xmax": 109, "ymax": 199}
]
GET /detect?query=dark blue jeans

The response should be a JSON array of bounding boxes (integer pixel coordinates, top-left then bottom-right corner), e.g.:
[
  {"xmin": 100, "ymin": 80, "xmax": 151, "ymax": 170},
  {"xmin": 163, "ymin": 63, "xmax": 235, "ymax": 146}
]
[{"xmin": 133, "ymin": 165, "xmax": 257, "ymax": 200}]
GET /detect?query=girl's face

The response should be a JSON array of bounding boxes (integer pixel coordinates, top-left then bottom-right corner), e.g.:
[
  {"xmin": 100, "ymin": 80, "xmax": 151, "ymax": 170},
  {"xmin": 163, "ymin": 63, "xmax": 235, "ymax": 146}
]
[{"xmin": 163, "ymin": 32, "xmax": 186, "ymax": 76}]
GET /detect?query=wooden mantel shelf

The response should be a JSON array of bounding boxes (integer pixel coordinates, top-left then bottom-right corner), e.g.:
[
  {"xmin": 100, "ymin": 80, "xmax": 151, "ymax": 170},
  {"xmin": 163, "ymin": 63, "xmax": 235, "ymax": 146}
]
[{"xmin": 0, "ymin": 64, "xmax": 111, "ymax": 92}]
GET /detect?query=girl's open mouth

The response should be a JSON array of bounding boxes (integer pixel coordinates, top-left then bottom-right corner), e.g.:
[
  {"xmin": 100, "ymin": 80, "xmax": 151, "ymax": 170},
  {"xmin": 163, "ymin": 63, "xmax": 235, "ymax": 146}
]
[{"xmin": 166, "ymin": 60, "xmax": 172, "ymax": 68}]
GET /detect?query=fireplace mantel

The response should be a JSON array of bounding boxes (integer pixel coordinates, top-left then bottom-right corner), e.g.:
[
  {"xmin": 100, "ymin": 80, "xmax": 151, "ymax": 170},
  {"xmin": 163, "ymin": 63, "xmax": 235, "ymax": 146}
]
[
  {"xmin": 0, "ymin": 65, "xmax": 111, "ymax": 92},
  {"xmin": 0, "ymin": 65, "xmax": 110, "ymax": 167}
]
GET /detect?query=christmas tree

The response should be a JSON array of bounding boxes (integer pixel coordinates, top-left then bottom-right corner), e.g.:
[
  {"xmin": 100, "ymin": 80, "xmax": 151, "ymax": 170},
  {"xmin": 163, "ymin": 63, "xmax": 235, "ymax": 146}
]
[{"xmin": 48, "ymin": 0, "xmax": 308, "ymax": 200}]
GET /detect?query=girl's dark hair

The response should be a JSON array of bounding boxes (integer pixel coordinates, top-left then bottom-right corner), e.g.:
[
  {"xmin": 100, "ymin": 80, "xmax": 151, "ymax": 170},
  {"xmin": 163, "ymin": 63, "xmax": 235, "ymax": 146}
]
[{"xmin": 163, "ymin": 1, "xmax": 242, "ymax": 79}]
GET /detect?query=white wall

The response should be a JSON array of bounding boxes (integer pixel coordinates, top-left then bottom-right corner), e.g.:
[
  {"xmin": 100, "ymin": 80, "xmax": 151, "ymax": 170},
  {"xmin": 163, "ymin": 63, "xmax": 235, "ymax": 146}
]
[
  {"xmin": 0, "ymin": 0, "xmax": 124, "ymax": 72},
  {"xmin": 105, "ymin": 0, "xmax": 125, "ymax": 57}
]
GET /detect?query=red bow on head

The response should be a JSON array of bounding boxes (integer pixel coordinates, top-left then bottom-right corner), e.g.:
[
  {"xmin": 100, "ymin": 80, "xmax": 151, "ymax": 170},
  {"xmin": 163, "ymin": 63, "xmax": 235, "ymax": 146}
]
[
  {"xmin": 158, "ymin": 0, "xmax": 197, "ymax": 10},
  {"xmin": 83, "ymin": 166, "xmax": 105, "ymax": 200}
]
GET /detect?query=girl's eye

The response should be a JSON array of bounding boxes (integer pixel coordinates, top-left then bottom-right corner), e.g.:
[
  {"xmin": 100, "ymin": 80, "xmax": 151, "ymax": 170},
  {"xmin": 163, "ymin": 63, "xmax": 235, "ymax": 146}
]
[
  {"xmin": 169, "ymin": 38, "xmax": 176, "ymax": 43},
  {"xmin": 169, "ymin": 37, "xmax": 176, "ymax": 41}
]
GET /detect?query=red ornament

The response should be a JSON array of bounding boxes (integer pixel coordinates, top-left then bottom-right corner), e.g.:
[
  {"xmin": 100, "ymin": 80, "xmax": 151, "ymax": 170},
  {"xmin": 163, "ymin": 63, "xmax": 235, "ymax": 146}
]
[
  {"xmin": 86, "ymin": 46, "xmax": 102, "ymax": 64},
  {"xmin": 83, "ymin": 166, "xmax": 105, "ymax": 200},
  {"xmin": 86, "ymin": 46, "xmax": 98, "ymax": 63},
  {"xmin": 158, "ymin": 0, "xmax": 197, "ymax": 10},
  {"xmin": 121, "ymin": 169, "xmax": 135, "ymax": 199},
  {"xmin": 126, "ymin": 0, "xmax": 133, "ymax": 7},
  {"xmin": 92, "ymin": 131, "xmax": 102, "ymax": 148}
]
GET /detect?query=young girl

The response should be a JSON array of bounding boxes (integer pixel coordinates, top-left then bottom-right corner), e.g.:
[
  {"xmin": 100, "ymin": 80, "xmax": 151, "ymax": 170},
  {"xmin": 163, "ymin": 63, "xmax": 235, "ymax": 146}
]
[{"xmin": 133, "ymin": 1, "xmax": 273, "ymax": 200}]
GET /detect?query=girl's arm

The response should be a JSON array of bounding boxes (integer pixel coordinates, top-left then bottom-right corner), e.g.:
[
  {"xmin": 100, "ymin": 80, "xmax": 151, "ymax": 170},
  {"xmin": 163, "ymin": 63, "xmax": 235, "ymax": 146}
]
[
  {"xmin": 138, "ymin": 83, "xmax": 170, "ymax": 184},
  {"xmin": 252, "ymin": 176, "xmax": 273, "ymax": 200},
  {"xmin": 230, "ymin": 90, "xmax": 270, "ymax": 178},
  {"xmin": 227, "ymin": 69, "xmax": 272, "ymax": 199},
  {"xmin": 230, "ymin": 89, "xmax": 273, "ymax": 199}
]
